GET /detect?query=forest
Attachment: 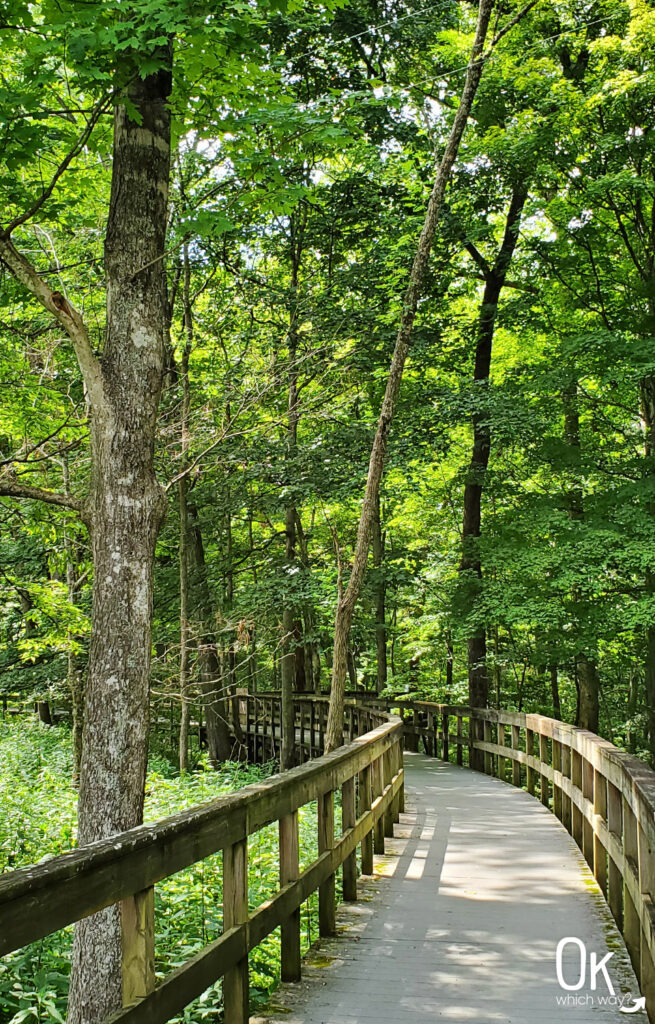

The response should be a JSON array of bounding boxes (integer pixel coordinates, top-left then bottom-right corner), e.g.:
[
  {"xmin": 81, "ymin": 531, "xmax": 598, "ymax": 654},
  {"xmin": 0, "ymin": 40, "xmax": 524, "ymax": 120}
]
[{"xmin": 1, "ymin": 0, "xmax": 655, "ymax": 1021}]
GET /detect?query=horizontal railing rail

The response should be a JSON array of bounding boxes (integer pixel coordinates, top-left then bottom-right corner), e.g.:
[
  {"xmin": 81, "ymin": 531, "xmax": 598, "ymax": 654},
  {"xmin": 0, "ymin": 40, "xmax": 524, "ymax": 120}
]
[
  {"xmin": 365, "ymin": 696, "xmax": 655, "ymax": 1020},
  {"xmin": 0, "ymin": 697, "xmax": 404, "ymax": 1024}
]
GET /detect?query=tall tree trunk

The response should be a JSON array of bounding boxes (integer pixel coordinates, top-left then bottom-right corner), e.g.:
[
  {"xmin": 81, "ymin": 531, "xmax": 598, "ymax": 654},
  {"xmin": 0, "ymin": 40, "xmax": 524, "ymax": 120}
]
[
  {"xmin": 563, "ymin": 381, "xmax": 599, "ymax": 733},
  {"xmin": 178, "ymin": 245, "xmax": 192, "ymax": 774},
  {"xmin": 68, "ymin": 55, "xmax": 172, "ymax": 1024},
  {"xmin": 281, "ymin": 211, "xmax": 305, "ymax": 769},
  {"xmin": 640, "ymin": 377, "xmax": 655, "ymax": 764},
  {"xmin": 459, "ymin": 184, "xmax": 528, "ymax": 726},
  {"xmin": 550, "ymin": 664, "xmax": 561, "ymax": 720},
  {"xmin": 325, "ymin": 0, "xmax": 497, "ymax": 752},
  {"xmin": 371, "ymin": 495, "xmax": 388, "ymax": 692},
  {"xmin": 188, "ymin": 504, "xmax": 232, "ymax": 764}
]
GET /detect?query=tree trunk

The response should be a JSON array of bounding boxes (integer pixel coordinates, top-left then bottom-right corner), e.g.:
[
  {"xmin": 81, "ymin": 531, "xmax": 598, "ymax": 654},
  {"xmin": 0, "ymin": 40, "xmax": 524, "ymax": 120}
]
[
  {"xmin": 563, "ymin": 381, "xmax": 600, "ymax": 735},
  {"xmin": 178, "ymin": 245, "xmax": 192, "ymax": 775},
  {"xmin": 640, "ymin": 377, "xmax": 655, "ymax": 764},
  {"xmin": 188, "ymin": 505, "xmax": 232, "ymax": 764},
  {"xmin": 371, "ymin": 495, "xmax": 388, "ymax": 692},
  {"xmin": 459, "ymin": 185, "xmax": 528, "ymax": 729},
  {"xmin": 578, "ymin": 657, "xmax": 599, "ymax": 732},
  {"xmin": 325, "ymin": 0, "xmax": 497, "ymax": 752},
  {"xmin": 550, "ymin": 664, "xmax": 561, "ymax": 720},
  {"xmin": 68, "ymin": 56, "xmax": 172, "ymax": 1024},
  {"xmin": 281, "ymin": 212, "xmax": 305, "ymax": 769}
]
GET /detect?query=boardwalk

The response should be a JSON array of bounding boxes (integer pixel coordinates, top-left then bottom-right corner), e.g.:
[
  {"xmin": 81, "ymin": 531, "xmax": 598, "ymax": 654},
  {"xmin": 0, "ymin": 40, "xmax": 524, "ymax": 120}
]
[{"xmin": 256, "ymin": 752, "xmax": 639, "ymax": 1024}]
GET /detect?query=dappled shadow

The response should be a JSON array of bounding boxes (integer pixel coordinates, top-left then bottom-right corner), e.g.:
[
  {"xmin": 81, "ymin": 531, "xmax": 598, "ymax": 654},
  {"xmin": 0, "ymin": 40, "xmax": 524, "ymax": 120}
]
[{"xmin": 268, "ymin": 752, "xmax": 638, "ymax": 1023}]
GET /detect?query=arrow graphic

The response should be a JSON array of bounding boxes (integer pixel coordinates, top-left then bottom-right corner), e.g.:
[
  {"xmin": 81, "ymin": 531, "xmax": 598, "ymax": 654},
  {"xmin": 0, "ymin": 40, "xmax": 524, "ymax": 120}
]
[{"xmin": 621, "ymin": 997, "xmax": 646, "ymax": 1014}]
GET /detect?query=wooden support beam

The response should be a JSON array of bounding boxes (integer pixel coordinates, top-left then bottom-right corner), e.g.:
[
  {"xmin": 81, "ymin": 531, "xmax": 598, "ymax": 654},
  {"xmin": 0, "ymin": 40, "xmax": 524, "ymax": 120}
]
[
  {"xmin": 359, "ymin": 763, "xmax": 374, "ymax": 875},
  {"xmin": 318, "ymin": 790, "xmax": 336, "ymax": 936},
  {"xmin": 121, "ymin": 887, "xmax": 155, "ymax": 1006},
  {"xmin": 223, "ymin": 838, "xmax": 249, "ymax": 1024},
  {"xmin": 279, "ymin": 812, "xmax": 301, "ymax": 982},
  {"xmin": 342, "ymin": 777, "xmax": 357, "ymax": 901}
]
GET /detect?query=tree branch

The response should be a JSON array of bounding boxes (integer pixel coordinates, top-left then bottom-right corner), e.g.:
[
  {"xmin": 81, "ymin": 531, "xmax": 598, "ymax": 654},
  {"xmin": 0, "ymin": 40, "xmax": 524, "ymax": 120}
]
[
  {"xmin": 465, "ymin": 240, "xmax": 491, "ymax": 277},
  {"xmin": 0, "ymin": 233, "xmax": 103, "ymax": 405},
  {"xmin": 3, "ymin": 94, "xmax": 113, "ymax": 236},
  {"xmin": 0, "ymin": 477, "xmax": 82, "ymax": 512}
]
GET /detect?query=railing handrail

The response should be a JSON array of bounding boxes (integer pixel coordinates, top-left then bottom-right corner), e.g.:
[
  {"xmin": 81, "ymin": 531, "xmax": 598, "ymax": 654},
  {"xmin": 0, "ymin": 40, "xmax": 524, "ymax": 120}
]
[{"xmin": 0, "ymin": 695, "xmax": 405, "ymax": 1024}]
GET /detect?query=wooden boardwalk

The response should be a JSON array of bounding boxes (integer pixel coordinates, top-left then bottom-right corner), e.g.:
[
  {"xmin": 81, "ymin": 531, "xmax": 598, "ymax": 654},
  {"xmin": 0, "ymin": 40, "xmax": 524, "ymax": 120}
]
[{"xmin": 256, "ymin": 752, "xmax": 639, "ymax": 1023}]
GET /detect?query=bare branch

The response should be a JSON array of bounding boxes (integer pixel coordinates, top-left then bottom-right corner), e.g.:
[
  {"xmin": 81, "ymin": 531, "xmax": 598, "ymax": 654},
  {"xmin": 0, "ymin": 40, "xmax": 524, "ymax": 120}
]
[
  {"xmin": 0, "ymin": 233, "xmax": 103, "ymax": 405},
  {"xmin": 3, "ymin": 94, "xmax": 113, "ymax": 237}
]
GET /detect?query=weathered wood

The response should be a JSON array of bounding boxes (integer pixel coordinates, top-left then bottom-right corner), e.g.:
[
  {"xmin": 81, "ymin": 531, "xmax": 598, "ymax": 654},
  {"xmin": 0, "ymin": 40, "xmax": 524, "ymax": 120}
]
[
  {"xmin": 383, "ymin": 749, "xmax": 394, "ymax": 838},
  {"xmin": 121, "ymin": 887, "xmax": 155, "ymax": 1006},
  {"xmin": 318, "ymin": 789, "xmax": 336, "ymax": 935},
  {"xmin": 456, "ymin": 714, "xmax": 463, "ymax": 766},
  {"xmin": 607, "ymin": 780, "xmax": 623, "ymax": 929},
  {"xmin": 593, "ymin": 769, "xmax": 608, "ymax": 897},
  {"xmin": 223, "ymin": 838, "xmax": 249, "ymax": 1024},
  {"xmin": 497, "ymin": 723, "xmax": 507, "ymax": 782},
  {"xmin": 359, "ymin": 764, "xmax": 373, "ymax": 875},
  {"xmin": 526, "ymin": 728, "xmax": 536, "ymax": 795},
  {"xmin": 279, "ymin": 812, "xmax": 301, "ymax": 982},
  {"xmin": 342, "ymin": 777, "xmax": 357, "ymax": 901},
  {"xmin": 373, "ymin": 756, "xmax": 385, "ymax": 855},
  {"xmin": 511, "ymin": 724, "xmax": 521, "ymax": 787},
  {"xmin": 539, "ymin": 733, "xmax": 549, "ymax": 807}
]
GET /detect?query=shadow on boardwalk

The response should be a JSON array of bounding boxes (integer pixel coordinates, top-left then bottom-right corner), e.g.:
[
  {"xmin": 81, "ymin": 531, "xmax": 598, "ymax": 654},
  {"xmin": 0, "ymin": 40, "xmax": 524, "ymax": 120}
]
[{"xmin": 253, "ymin": 753, "xmax": 639, "ymax": 1024}]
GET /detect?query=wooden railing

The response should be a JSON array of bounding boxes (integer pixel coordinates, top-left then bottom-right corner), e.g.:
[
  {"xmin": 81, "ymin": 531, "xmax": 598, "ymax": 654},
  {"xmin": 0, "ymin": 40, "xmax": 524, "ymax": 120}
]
[
  {"xmin": 365, "ymin": 696, "xmax": 655, "ymax": 1020},
  {"xmin": 0, "ymin": 697, "xmax": 403, "ymax": 1024}
]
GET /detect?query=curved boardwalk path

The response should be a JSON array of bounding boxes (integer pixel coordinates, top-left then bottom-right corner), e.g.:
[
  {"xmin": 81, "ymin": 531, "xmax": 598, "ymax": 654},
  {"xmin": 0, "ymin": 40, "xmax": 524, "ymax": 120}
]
[{"xmin": 256, "ymin": 753, "xmax": 639, "ymax": 1024}]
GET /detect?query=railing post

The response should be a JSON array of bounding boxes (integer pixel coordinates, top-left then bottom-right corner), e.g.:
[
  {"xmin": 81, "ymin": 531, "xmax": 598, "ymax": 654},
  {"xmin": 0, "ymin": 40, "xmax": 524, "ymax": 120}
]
[
  {"xmin": 638, "ymin": 814, "xmax": 655, "ymax": 1013},
  {"xmin": 342, "ymin": 776, "xmax": 357, "ymax": 901},
  {"xmin": 593, "ymin": 769, "xmax": 608, "ymax": 898},
  {"xmin": 373, "ymin": 756, "xmax": 385, "ymax": 854},
  {"xmin": 552, "ymin": 738, "xmax": 562, "ymax": 819},
  {"xmin": 359, "ymin": 763, "xmax": 374, "ymax": 874},
  {"xmin": 279, "ymin": 811, "xmax": 301, "ymax": 982},
  {"xmin": 441, "ymin": 712, "xmax": 449, "ymax": 762},
  {"xmin": 571, "ymin": 749, "xmax": 583, "ymax": 847},
  {"xmin": 223, "ymin": 837, "xmax": 249, "ymax": 1024},
  {"xmin": 299, "ymin": 703, "xmax": 306, "ymax": 762},
  {"xmin": 561, "ymin": 741, "xmax": 572, "ymax": 831},
  {"xmin": 607, "ymin": 781, "xmax": 623, "ymax": 929},
  {"xmin": 456, "ymin": 714, "xmax": 463, "ymax": 766},
  {"xmin": 623, "ymin": 796, "xmax": 641, "ymax": 975},
  {"xmin": 318, "ymin": 789, "xmax": 336, "ymax": 935},
  {"xmin": 497, "ymin": 723, "xmax": 507, "ymax": 782},
  {"xmin": 309, "ymin": 702, "xmax": 316, "ymax": 758},
  {"xmin": 526, "ymin": 728, "xmax": 536, "ymax": 796},
  {"xmin": 483, "ymin": 719, "xmax": 493, "ymax": 775},
  {"xmin": 539, "ymin": 733, "xmax": 549, "ymax": 808},
  {"xmin": 121, "ymin": 887, "xmax": 155, "ymax": 1006},
  {"xmin": 511, "ymin": 724, "xmax": 521, "ymax": 787},
  {"xmin": 582, "ymin": 756, "xmax": 594, "ymax": 867},
  {"xmin": 383, "ymin": 749, "xmax": 394, "ymax": 838}
]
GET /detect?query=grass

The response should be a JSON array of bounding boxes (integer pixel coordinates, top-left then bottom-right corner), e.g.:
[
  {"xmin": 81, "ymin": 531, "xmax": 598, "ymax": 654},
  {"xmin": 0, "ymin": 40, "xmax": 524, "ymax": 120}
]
[{"xmin": 0, "ymin": 720, "xmax": 336, "ymax": 1024}]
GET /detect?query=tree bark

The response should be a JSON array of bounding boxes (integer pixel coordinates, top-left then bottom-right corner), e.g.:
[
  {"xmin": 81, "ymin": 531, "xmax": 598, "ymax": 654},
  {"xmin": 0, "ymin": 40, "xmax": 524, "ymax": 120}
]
[
  {"xmin": 550, "ymin": 663, "xmax": 561, "ymax": 720},
  {"xmin": 178, "ymin": 245, "xmax": 192, "ymax": 775},
  {"xmin": 68, "ymin": 56, "xmax": 172, "ymax": 1024},
  {"xmin": 281, "ymin": 212, "xmax": 305, "ymax": 769},
  {"xmin": 371, "ymin": 495, "xmax": 388, "ymax": 692},
  {"xmin": 324, "ymin": 0, "xmax": 497, "ymax": 753},
  {"xmin": 459, "ymin": 184, "xmax": 528, "ymax": 718},
  {"xmin": 187, "ymin": 504, "xmax": 232, "ymax": 764},
  {"xmin": 563, "ymin": 381, "xmax": 599, "ymax": 734}
]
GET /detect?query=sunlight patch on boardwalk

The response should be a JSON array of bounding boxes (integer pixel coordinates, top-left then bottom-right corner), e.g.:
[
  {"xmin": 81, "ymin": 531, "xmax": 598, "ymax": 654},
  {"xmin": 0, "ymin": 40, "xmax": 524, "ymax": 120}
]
[{"xmin": 253, "ymin": 753, "xmax": 639, "ymax": 1023}]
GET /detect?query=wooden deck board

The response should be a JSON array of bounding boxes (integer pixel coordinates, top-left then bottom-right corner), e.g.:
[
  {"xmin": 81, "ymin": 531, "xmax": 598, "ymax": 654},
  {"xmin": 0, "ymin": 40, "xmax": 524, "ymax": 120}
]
[{"xmin": 253, "ymin": 752, "xmax": 640, "ymax": 1023}]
